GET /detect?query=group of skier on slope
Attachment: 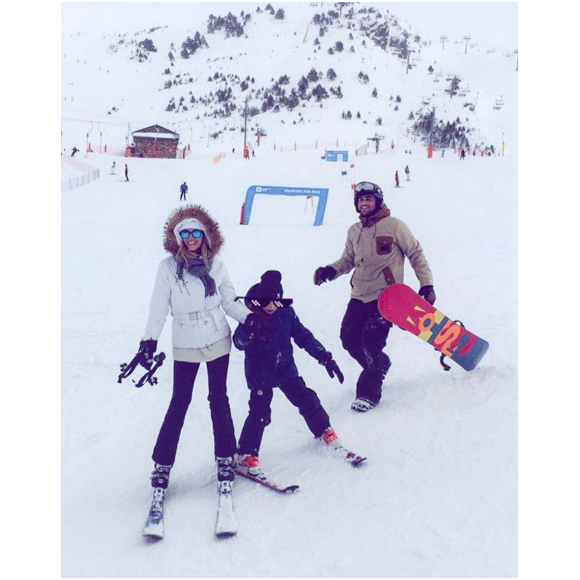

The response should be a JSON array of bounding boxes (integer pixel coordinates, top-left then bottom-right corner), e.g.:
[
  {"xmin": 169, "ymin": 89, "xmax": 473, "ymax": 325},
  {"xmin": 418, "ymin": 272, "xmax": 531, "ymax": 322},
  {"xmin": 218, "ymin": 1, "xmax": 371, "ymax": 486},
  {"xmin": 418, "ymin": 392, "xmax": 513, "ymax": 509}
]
[{"xmin": 132, "ymin": 180, "xmax": 435, "ymax": 536}]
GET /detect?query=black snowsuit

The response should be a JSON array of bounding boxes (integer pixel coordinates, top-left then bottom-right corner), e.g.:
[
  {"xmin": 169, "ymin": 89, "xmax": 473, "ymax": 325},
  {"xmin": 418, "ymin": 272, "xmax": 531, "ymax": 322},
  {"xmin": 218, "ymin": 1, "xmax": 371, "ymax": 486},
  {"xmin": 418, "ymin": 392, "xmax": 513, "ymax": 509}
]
[{"xmin": 233, "ymin": 307, "xmax": 331, "ymax": 456}]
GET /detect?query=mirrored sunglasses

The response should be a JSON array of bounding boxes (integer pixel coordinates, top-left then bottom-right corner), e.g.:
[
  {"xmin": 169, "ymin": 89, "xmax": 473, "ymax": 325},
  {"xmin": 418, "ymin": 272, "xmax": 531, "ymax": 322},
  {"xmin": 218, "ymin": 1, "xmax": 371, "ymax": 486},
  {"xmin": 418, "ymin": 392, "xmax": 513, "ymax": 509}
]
[{"xmin": 179, "ymin": 229, "xmax": 204, "ymax": 240}]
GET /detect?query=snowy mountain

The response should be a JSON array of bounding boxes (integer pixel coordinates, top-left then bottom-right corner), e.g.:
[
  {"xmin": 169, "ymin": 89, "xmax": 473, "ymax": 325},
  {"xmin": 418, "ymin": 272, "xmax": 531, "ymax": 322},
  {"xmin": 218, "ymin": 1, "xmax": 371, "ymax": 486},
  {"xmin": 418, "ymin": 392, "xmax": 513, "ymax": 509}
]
[
  {"xmin": 61, "ymin": 2, "xmax": 517, "ymax": 158},
  {"xmin": 61, "ymin": 3, "xmax": 518, "ymax": 578}
]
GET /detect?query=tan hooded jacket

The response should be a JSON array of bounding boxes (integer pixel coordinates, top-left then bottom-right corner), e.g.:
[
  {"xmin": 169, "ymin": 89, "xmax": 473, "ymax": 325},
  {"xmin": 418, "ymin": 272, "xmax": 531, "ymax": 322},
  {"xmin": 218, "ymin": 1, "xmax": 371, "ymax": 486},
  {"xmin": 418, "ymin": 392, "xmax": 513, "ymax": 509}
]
[{"xmin": 329, "ymin": 204, "xmax": 433, "ymax": 303}]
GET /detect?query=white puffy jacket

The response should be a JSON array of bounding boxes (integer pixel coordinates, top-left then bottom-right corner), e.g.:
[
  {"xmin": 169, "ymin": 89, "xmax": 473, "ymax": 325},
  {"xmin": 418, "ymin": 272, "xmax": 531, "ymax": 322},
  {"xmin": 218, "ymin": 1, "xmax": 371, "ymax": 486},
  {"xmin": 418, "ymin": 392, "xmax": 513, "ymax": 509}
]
[{"xmin": 143, "ymin": 255, "xmax": 250, "ymax": 348}]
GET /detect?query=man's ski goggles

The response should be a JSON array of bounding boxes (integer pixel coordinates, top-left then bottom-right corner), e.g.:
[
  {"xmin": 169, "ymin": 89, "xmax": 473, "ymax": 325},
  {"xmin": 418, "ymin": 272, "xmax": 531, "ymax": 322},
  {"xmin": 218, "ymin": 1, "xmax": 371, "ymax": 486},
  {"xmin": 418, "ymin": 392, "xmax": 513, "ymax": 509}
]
[
  {"xmin": 179, "ymin": 229, "xmax": 204, "ymax": 240},
  {"xmin": 235, "ymin": 297, "xmax": 293, "ymax": 308},
  {"xmin": 354, "ymin": 181, "xmax": 383, "ymax": 195}
]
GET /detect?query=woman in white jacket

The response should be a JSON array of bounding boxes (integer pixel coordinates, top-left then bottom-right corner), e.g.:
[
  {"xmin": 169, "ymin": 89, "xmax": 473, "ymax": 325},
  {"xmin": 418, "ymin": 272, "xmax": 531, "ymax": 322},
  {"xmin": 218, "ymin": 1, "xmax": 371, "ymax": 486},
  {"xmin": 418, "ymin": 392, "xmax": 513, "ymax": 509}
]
[{"xmin": 140, "ymin": 205, "xmax": 250, "ymax": 499}]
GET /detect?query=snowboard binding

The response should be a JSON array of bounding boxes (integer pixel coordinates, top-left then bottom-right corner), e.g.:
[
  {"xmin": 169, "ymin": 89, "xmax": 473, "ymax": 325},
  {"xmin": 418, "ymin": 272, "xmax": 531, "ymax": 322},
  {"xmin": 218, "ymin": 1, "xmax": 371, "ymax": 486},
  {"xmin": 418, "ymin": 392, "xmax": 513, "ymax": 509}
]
[
  {"xmin": 438, "ymin": 320, "xmax": 465, "ymax": 371},
  {"xmin": 118, "ymin": 348, "xmax": 166, "ymax": 388}
]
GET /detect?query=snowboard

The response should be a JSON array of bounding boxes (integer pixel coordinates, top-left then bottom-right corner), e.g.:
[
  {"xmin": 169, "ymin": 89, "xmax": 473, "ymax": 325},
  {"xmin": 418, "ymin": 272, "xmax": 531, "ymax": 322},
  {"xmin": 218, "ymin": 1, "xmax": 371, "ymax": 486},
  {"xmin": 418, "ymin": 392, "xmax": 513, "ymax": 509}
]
[{"xmin": 377, "ymin": 284, "xmax": 489, "ymax": 371}]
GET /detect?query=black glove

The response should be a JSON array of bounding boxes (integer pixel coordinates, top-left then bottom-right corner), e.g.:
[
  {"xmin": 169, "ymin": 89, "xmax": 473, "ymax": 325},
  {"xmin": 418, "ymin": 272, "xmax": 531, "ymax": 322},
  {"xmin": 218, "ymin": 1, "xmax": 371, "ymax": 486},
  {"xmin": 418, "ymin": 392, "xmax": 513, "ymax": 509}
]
[
  {"xmin": 322, "ymin": 354, "xmax": 344, "ymax": 384},
  {"xmin": 314, "ymin": 266, "xmax": 336, "ymax": 286},
  {"xmin": 419, "ymin": 285, "xmax": 436, "ymax": 305},
  {"xmin": 139, "ymin": 339, "xmax": 157, "ymax": 366}
]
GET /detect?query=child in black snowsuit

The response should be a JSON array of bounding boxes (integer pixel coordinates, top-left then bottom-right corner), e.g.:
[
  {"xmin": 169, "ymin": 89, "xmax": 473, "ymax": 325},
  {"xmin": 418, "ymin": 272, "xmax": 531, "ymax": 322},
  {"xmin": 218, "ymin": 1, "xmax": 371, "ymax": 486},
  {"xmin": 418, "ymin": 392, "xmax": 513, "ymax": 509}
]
[{"xmin": 233, "ymin": 271, "xmax": 350, "ymax": 477}]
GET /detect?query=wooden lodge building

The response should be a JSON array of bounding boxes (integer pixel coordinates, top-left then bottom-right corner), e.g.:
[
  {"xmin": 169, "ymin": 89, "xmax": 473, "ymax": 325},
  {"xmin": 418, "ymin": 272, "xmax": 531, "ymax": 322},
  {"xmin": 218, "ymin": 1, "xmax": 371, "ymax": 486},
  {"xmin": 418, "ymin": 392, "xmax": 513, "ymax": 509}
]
[{"xmin": 128, "ymin": 124, "xmax": 180, "ymax": 158}]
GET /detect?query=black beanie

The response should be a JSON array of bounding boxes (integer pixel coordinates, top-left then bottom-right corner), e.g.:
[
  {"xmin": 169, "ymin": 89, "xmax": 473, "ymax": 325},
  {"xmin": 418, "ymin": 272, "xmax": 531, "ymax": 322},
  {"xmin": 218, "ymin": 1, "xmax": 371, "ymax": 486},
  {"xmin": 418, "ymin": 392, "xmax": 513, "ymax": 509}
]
[{"xmin": 246, "ymin": 270, "xmax": 284, "ymax": 303}]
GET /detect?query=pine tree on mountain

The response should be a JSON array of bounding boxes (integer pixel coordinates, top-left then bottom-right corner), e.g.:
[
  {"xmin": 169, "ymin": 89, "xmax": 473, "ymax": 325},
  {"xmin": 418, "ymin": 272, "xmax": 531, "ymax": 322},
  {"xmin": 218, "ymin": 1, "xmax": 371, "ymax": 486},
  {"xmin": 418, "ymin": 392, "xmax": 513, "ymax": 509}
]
[
  {"xmin": 261, "ymin": 94, "xmax": 275, "ymax": 112},
  {"xmin": 330, "ymin": 86, "xmax": 343, "ymax": 99},
  {"xmin": 446, "ymin": 76, "xmax": 461, "ymax": 98},
  {"xmin": 358, "ymin": 71, "xmax": 370, "ymax": 83},
  {"xmin": 307, "ymin": 68, "xmax": 319, "ymax": 83},
  {"xmin": 312, "ymin": 84, "xmax": 328, "ymax": 102},
  {"xmin": 337, "ymin": 4, "xmax": 347, "ymax": 17},
  {"xmin": 285, "ymin": 89, "xmax": 300, "ymax": 110},
  {"xmin": 139, "ymin": 38, "xmax": 157, "ymax": 52}
]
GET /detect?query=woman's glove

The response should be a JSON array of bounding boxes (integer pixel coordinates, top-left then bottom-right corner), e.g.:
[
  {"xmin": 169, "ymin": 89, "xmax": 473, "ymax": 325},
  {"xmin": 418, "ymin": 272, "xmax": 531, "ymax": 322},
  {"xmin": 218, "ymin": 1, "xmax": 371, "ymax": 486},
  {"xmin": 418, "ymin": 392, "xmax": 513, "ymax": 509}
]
[{"xmin": 139, "ymin": 339, "xmax": 157, "ymax": 366}]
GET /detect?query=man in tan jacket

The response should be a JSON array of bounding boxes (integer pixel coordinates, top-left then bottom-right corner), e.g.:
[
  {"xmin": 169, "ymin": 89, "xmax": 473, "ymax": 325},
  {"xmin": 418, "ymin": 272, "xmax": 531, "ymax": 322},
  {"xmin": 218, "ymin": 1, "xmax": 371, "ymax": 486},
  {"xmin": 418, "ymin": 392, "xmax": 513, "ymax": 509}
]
[{"xmin": 313, "ymin": 181, "xmax": 435, "ymax": 412}]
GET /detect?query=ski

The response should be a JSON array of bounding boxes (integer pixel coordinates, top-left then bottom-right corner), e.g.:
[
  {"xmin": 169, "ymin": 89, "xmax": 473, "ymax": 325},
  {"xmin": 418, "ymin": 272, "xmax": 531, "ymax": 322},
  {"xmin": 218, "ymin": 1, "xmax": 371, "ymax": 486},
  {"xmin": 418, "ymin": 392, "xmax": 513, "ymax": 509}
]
[
  {"xmin": 215, "ymin": 482, "xmax": 237, "ymax": 538},
  {"xmin": 331, "ymin": 444, "xmax": 367, "ymax": 468},
  {"xmin": 142, "ymin": 487, "xmax": 165, "ymax": 539},
  {"xmin": 235, "ymin": 468, "xmax": 300, "ymax": 494}
]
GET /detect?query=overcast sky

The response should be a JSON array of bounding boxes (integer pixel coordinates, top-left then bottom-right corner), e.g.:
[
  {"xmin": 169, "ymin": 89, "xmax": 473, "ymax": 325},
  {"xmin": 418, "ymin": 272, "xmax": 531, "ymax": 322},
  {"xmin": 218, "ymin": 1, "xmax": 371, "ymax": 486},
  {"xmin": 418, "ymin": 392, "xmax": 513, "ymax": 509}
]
[{"xmin": 61, "ymin": 2, "xmax": 517, "ymax": 51}]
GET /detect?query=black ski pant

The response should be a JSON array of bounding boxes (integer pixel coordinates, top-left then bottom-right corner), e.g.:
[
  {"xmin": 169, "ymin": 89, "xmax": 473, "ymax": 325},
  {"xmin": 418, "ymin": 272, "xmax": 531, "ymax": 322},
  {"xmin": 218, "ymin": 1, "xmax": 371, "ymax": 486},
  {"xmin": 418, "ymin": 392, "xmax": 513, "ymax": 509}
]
[
  {"xmin": 152, "ymin": 355, "xmax": 236, "ymax": 466},
  {"xmin": 340, "ymin": 298, "xmax": 392, "ymax": 404},
  {"xmin": 237, "ymin": 376, "xmax": 330, "ymax": 457}
]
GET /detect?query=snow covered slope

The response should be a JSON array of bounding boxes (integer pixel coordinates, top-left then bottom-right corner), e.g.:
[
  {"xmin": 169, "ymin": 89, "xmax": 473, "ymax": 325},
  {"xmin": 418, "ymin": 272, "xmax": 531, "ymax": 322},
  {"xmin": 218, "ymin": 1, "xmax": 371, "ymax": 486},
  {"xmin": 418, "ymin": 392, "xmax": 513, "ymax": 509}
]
[{"xmin": 61, "ymin": 145, "xmax": 517, "ymax": 577}]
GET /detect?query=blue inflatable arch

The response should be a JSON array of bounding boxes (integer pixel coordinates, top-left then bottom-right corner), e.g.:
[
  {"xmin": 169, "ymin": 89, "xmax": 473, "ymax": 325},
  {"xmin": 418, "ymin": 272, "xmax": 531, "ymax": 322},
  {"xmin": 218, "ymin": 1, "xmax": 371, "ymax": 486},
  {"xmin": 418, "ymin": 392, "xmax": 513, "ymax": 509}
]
[{"xmin": 242, "ymin": 185, "xmax": 329, "ymax": 226}]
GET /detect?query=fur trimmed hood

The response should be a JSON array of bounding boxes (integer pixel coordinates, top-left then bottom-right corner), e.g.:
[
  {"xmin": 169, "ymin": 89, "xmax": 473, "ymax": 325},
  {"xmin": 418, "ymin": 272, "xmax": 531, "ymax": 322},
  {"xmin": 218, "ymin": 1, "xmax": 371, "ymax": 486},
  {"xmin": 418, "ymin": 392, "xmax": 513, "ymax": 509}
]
[{"xmin": 163, "ymin": 205, "xmax": 224, "ymax": 256}]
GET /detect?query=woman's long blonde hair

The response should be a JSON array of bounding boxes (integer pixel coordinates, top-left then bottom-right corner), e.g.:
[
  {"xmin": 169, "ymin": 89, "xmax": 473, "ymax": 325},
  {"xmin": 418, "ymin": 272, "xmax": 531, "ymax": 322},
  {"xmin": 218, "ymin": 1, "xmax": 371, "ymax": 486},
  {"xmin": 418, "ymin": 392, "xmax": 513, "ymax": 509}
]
[{"xmin": 175, "ymin": 234, "xmax": 214, "ymax": 267}]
